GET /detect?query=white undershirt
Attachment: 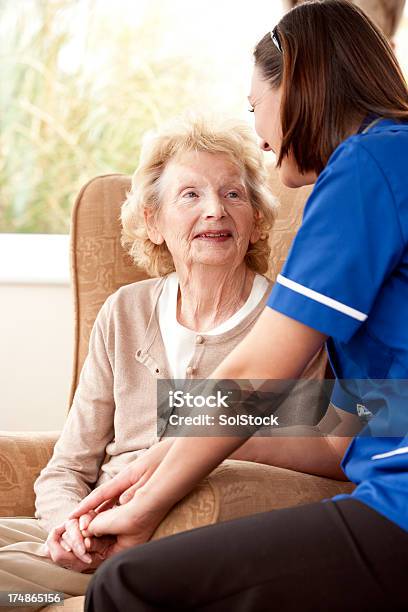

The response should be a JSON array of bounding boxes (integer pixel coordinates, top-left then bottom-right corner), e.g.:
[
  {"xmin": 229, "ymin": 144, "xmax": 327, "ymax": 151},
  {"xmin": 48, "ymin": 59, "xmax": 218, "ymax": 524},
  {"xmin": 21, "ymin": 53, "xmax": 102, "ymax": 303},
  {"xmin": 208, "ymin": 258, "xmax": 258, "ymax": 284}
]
[{"xmin": 158, "ymin": 272, "xmax": 269, "ymax": 379}]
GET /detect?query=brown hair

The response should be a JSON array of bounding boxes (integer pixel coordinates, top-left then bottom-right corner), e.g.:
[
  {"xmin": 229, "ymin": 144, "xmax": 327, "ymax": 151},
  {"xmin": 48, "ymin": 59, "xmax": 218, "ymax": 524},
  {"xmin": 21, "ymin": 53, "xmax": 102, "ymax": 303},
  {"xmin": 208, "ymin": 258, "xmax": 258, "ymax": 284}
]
[
  {"xmin": 284, "ymin": 1, "xmax": 406, "ymax": 38},
  {"xmin": 254, "ymin": 0, "xmax": 408, "ymax": 175}
]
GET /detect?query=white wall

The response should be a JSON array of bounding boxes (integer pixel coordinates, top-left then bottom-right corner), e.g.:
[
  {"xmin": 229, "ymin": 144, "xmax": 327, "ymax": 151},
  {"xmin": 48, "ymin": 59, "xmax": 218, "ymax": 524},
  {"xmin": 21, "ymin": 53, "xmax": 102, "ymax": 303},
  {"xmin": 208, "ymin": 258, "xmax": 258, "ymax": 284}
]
[
  {"xmin": 0, "ymin": 284, "xmax": 74, "ymax": 431},
  {"xmin": 0, "ymin": 235, "xmax": 73, "ymax": 431}
]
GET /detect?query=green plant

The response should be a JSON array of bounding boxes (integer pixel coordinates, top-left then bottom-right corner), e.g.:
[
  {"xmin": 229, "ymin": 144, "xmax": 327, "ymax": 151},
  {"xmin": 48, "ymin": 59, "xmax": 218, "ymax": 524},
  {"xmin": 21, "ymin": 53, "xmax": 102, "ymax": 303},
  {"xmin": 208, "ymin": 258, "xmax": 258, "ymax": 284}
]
[{"xmin": 0, "ymin": 0, "xmax": 209, "ymax": 233}]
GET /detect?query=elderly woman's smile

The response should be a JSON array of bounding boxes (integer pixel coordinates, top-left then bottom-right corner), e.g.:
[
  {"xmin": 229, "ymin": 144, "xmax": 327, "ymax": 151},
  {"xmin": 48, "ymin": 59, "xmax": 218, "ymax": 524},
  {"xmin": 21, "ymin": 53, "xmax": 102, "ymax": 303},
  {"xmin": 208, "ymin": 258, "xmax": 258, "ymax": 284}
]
[{"xmin": 193, "ymin": 231, "xmax": 232, "ymax": 242}]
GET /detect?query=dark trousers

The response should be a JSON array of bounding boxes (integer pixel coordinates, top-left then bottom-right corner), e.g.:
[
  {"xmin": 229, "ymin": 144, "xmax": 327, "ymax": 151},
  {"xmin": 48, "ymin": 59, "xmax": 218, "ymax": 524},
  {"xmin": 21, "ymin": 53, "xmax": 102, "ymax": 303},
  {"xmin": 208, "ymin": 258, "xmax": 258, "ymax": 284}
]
[{"xmin": 85, "ymin": 499, "xmax": 408, "ymax": 612}]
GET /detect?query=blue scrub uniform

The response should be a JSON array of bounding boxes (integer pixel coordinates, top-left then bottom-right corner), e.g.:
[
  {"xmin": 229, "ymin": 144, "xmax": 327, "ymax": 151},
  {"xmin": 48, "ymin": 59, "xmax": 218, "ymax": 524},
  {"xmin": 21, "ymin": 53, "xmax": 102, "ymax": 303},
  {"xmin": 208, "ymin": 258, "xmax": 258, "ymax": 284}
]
[{"xmin": 267, "ymin": 118, "xmax": 408, "ymax": 532}]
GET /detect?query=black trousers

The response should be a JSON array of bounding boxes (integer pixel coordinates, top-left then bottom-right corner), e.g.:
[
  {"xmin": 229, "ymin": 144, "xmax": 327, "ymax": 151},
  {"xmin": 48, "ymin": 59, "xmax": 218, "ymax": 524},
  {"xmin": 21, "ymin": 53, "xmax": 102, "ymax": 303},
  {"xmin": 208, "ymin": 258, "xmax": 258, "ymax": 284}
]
[{"xmin": 85, "ymin": 499, "xmax": 408, "ymax": 612}]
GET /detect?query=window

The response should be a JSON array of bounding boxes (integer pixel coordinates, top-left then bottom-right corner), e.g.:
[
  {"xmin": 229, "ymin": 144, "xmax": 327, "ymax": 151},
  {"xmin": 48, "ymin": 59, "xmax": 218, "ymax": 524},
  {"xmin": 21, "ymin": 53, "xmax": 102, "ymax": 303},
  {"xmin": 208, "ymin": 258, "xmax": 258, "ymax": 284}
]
[
  {"xmin": 1, "ymin": 1, "xmax": 407, "ymax": 236},
  {"xmin": 0, "ymin": 0, "xmax": 283, "ymax": 235}
]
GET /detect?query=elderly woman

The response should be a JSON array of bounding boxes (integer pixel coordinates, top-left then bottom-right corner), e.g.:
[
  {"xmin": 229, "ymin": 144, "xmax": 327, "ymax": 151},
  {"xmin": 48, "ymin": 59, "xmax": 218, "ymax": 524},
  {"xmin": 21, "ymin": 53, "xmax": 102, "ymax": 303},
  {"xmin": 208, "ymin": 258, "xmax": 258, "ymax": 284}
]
[{"xmin": 0, "ymin": 116, "xmax": 326, "ymax": 604}]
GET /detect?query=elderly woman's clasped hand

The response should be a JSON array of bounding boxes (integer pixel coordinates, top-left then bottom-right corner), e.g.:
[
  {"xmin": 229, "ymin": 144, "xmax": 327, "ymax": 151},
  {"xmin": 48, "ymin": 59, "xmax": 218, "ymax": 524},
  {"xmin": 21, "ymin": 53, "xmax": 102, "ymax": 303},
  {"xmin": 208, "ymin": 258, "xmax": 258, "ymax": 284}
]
[
  {"xmin": 42, "ymin": 514, "xmax": 115, "ymax": 572},
  {"xmin": 44, "ymin": 493, "xmax": 164, "ymax": 571},
  {"xmin": 42, "ymin": 438, "xmax": 175, "ymax": 570}
]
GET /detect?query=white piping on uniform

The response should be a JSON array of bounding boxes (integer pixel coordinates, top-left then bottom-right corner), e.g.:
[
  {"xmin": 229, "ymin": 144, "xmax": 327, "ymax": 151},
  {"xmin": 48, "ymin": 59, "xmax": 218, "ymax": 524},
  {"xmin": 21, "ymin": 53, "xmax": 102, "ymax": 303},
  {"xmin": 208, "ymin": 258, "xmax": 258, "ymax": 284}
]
[
  {"xmin": 371, "ymin": 446, "xmax": 408, "ymax": 460},
  {"xmin": 276, "ymin": 274, "xmax": 368, "ymax": 322},
  {"xmin": 362, "ymin": 117, "xmax": 382, "ymax": 134}
]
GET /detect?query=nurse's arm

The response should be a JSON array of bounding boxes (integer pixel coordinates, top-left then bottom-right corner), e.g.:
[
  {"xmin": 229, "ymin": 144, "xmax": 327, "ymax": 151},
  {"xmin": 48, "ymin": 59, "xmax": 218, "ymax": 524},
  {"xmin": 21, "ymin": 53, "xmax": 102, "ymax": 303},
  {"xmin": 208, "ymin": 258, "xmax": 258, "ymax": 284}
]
[
  {"xmin": 122, "ymin": 307, "xmax": 329, "ymax": 513},
  {"xmin": 229, "ymin": 420, "xmax": 354, "ymax": 481}
]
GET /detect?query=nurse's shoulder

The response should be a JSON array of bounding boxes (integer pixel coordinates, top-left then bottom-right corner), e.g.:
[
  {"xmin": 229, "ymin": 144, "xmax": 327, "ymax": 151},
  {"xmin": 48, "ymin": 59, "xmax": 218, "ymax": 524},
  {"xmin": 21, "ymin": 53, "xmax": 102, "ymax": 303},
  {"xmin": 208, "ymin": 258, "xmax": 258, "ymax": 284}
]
[
  {"xmin": 315, "ymin": 119, "xmax": 408, "ymax": 246},
  {"xmin": 344, "ymin": 119, "xmax": 408, "ymax": 219}
]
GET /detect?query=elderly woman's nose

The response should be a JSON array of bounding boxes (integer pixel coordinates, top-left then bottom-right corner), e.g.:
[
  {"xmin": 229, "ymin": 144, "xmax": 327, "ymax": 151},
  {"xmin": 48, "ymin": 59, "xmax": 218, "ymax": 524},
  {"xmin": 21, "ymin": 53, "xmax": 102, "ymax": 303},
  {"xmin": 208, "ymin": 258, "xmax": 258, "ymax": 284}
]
[{"xmin": 201, "ymin": 195, "xmax": 226, "ymax": 218}]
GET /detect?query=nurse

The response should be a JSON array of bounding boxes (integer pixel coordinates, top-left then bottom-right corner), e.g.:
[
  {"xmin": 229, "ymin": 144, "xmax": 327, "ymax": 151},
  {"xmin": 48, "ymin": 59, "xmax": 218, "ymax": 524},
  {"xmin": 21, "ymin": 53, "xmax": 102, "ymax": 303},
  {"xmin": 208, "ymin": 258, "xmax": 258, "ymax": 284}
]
[{"xmin": 75, "ymin": 1, "xmax": 408, "ymax": 609}]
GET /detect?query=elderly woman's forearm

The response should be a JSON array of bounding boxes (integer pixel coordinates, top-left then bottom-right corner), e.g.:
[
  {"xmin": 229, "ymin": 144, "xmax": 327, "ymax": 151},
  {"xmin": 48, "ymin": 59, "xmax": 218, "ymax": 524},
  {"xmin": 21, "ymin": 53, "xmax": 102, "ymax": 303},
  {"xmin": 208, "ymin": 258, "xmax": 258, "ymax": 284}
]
[{"xmin": 34, "ymin": 475, "xmax": 92, "ymax": 532}]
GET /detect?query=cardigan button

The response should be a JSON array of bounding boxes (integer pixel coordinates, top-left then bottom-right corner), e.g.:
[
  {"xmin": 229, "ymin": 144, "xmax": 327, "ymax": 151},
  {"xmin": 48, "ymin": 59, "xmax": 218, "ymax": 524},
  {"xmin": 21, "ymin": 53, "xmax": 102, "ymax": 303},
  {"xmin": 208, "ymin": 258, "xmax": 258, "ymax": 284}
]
[{"xmin": 195, "ymin": 335, "xmax": 204, "ymax": 344}]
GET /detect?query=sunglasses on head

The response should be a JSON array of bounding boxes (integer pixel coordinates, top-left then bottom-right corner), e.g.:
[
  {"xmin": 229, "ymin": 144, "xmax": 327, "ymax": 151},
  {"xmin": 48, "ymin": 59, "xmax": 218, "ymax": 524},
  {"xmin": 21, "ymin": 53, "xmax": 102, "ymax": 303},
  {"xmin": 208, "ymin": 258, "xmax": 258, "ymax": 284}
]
[{"xmin": 270, "ymin": 26, "xmax": 282, "ymax": 52}]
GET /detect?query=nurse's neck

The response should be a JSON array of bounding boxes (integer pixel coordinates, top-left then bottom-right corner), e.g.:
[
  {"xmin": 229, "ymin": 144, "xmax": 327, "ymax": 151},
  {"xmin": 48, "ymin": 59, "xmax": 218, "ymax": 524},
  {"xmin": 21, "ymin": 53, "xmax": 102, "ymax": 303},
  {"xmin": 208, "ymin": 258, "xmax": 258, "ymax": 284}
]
[{"xmin": 349, "ymin": 113, "xmax": 369, "ymax": 137}]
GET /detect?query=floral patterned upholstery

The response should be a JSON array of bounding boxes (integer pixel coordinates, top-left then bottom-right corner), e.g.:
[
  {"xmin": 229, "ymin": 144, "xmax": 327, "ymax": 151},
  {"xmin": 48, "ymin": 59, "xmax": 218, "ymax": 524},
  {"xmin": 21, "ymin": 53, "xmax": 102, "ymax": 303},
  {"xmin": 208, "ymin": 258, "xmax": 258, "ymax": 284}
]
[{"xmin": 0, "ymin": 432, "xmax": 59, "ymax": 517}]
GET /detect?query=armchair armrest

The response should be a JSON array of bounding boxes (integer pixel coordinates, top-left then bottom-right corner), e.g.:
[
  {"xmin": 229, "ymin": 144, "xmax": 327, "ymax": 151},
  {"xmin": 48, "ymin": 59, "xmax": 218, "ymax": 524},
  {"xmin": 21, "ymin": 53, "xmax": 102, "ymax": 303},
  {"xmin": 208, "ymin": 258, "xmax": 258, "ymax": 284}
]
[
  {"xmin": 152, "ymin": 459, "xmax": 355, "ymax": 540},
  {"xmin": 0, "ymin": 431, "xmax": 59, "ymax": 517}
]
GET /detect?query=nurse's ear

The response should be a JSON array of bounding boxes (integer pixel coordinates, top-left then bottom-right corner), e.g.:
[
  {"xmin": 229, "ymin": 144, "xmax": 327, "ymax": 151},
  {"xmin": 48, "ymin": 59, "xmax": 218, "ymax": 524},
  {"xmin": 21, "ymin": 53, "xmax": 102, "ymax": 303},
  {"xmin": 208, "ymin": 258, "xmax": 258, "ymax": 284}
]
[{"xmin": 144, "ymin": 207, "xmax": 164, "ymax": 245}]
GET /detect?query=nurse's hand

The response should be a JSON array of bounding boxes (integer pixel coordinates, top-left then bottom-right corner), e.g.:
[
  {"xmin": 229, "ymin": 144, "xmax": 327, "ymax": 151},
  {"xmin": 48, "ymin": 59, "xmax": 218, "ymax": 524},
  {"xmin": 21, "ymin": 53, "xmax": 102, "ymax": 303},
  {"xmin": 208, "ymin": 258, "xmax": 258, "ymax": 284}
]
[
  {"xmin": 68, "ymin": 438, "xmax": 175, "ymax": 520},
  {"xmin": 80, "ymin": 488, "xmax": 169, "ymax": 552}
]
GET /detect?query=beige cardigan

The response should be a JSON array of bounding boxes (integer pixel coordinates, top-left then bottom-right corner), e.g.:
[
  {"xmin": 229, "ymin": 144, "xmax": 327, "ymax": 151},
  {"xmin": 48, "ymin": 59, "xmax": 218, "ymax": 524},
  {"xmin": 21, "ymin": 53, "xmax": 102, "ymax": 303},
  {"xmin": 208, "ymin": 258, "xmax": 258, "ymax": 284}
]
[{"xmin": 34, "ymin": 276, "xmax": 326, "ymax": 532}]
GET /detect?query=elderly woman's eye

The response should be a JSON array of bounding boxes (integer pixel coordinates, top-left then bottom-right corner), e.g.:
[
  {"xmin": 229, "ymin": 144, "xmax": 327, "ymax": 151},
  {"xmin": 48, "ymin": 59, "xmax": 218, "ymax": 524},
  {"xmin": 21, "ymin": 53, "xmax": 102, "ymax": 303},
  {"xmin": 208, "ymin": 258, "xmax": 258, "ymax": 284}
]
[
  {"xmin": 226, "ymin": 191, "xmax": 240, "ymax": 199},
  {"xmin": 183, "ymin": 191, "xmax": 199, "ymax": 198}
]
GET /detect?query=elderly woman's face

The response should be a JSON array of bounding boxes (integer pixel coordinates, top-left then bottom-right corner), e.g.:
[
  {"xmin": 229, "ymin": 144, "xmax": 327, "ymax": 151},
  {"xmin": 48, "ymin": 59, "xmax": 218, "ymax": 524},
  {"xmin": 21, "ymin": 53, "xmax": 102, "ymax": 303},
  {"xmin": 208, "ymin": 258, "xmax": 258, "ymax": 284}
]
[{"xmin": 146, "ymin": 150, "xmax": 260, "ymax": 269}]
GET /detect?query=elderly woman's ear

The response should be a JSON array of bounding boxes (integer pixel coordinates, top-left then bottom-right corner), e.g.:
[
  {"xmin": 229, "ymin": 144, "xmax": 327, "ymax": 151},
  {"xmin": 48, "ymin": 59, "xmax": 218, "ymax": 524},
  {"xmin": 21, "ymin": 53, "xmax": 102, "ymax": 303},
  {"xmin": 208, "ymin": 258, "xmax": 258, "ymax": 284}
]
[
  {"xmin": 144, "ymin": 208, "xmax": 164, "ymax": 245},
  {"xmin": 249, "ymin": 210, "xmax": 263, "ymax": 244}
]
